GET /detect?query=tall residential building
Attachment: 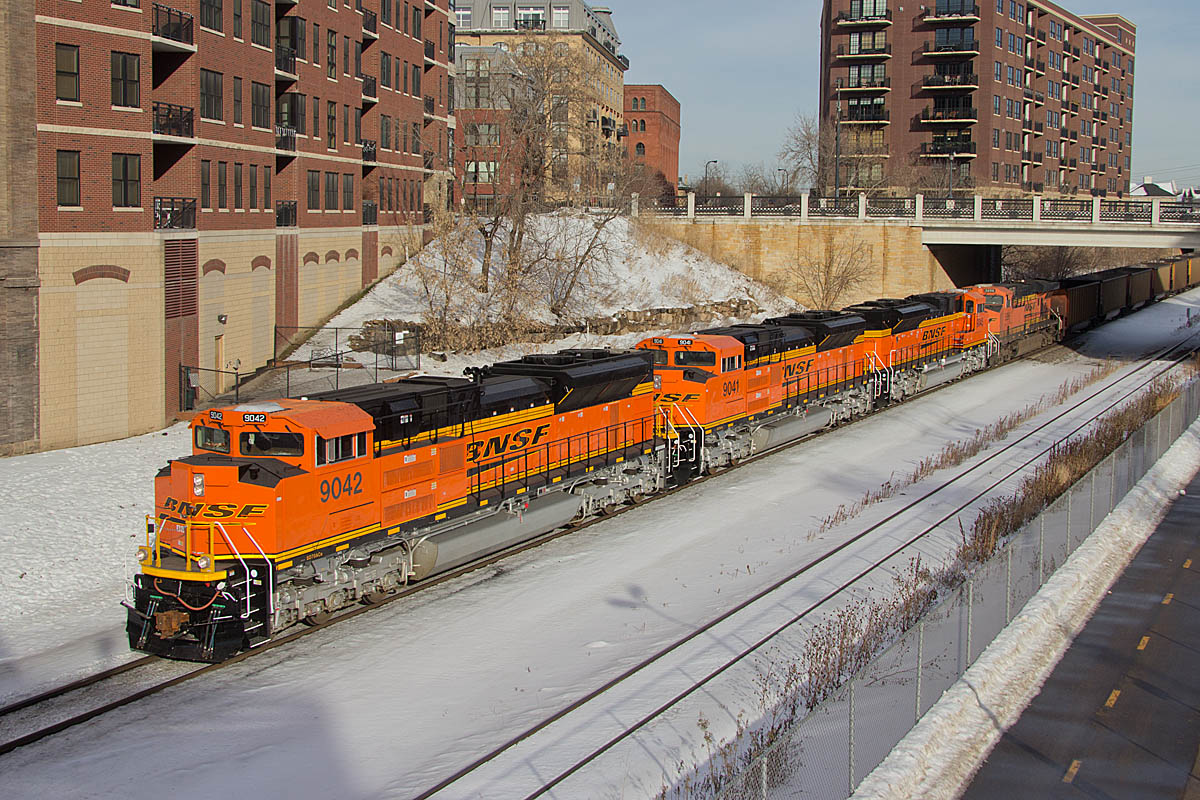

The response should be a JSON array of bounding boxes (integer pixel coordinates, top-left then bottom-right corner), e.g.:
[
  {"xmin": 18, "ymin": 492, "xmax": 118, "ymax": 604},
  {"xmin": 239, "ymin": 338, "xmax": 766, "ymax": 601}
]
[
  {"xmin": 452, "ymin": 0, "xmax": 628, "ymax": 202},
  {"xmin": 625, "ymin": 84, "xmax": 681, "ymax": 194},
  {"xmin": 819, "ymin": 0, "xmax": 1136, "ymax": 196},
  {"xmin": 1, "ymin": 0, "xmax": 454, "ymax": 454}
]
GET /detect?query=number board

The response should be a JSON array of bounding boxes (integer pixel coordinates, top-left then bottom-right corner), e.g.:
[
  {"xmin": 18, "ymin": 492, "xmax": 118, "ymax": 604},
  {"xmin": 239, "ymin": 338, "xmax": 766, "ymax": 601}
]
[
  {"xmin": 208, "ymin": 410, "xmax": 224, "ymax": 421},
  {"xmin": 242, "ymin": 413, "xmax": 268, "ymax": 423},
  {"xmin": 677, "ymin": 338, "xmax": 693, "ymax": 346}
]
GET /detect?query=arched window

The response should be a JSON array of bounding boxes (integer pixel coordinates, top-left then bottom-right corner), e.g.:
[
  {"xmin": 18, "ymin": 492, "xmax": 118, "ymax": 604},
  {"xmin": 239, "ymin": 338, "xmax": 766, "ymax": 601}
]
[
  {"xmin": 640, "ymin": 120, "xmax": 647, "ymax": 132},
  {"xmin": 635, "ymin": 142, "xmax": 645, "ymax": 156},
  {"xmin": 639, "ymin": 98, "xmax": 647, "ymax": 110}
]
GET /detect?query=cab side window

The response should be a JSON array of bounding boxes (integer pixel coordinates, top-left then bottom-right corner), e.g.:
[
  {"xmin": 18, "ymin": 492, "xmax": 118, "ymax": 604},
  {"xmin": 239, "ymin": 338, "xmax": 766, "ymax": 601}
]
[
  {"xmin": 316, "ymin": 431, "xmax": 368, "ymax": 466},
  {"xmin": 720, "ymin": 355, "xmax": 742, "ymax": 372}
]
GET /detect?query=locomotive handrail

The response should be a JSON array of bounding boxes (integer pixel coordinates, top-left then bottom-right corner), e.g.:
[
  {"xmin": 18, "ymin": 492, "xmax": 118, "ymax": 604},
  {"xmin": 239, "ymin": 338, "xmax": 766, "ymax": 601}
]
[
  {"xmin": 214, "ymin": 523, "xmax": 253, "ymax": 620},
  {"xmin": 240, "ymin": 526, "xmax": 274, "ymax": 630}
]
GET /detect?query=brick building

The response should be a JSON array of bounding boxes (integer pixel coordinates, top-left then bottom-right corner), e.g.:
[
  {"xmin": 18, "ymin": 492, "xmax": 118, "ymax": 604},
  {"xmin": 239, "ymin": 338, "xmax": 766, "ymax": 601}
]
[
  {"xmin": 819, "ymin": 0, "xmax": 1136, "ymax": 196},
  {"xmin": 0, "ymin": 0, "xmax": 455, "ymax": 453},
  {"xmin": 624, "ymin": 84, "xmax": 680, "ymax": 193}
]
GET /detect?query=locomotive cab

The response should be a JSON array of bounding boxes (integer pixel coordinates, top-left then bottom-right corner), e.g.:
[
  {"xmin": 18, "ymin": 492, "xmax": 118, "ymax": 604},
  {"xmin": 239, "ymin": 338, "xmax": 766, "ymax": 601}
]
[{"xmin": 638, "ymin": 334, "xmax": 744, "ymax": 430}]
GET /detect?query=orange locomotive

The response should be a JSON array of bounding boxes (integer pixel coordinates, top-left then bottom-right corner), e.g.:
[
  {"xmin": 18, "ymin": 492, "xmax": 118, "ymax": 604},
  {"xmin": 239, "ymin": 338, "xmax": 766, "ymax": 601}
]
[{"xmin": 127, "ymin": 350, "xmax": 658, "ymax": 661}]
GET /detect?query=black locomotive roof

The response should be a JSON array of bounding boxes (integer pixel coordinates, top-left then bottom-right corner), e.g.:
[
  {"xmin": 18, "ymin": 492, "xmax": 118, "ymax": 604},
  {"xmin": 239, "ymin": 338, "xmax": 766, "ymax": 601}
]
[
  {"xmin": 841, "ymin": 299, "xmax": 933, "ymax": 333},
  {"xmin": 485, "ymin": 349, "xmax": 653, "ymax": 412},
  {"xmin": 762, "ymin": 311, "xmax": 868, "ymax": 351},
  {"xmin": 695, "ymin": 324, "xmax": 815, "ymax": 360},
  {"xmin": 907, "ymin": 291, "xmax": 962, "ymax": 317}
]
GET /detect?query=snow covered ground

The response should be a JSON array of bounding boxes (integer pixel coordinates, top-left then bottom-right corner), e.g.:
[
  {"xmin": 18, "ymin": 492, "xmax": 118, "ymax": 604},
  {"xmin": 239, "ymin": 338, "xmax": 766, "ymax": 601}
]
[{"xmin": 0, "ymin": 291, "xmax": 1198, "ymax": 799}]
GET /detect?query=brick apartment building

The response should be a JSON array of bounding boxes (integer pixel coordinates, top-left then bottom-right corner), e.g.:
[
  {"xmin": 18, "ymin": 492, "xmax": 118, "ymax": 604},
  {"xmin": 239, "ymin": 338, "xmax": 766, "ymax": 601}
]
[
  {"xmin": 451, "ymin": 0, "xmax": 628, "ymax": 206},
  {"xmin": 819, "ymin": 0, "xmax": 1136, "ymax": 196},
  {"xmin": 625, "ymin": 83, "xmax": 680, "ymax": 194},
  {"xmin": 0, "ymin": 0, "xmax": 455, "ymax": 453}
]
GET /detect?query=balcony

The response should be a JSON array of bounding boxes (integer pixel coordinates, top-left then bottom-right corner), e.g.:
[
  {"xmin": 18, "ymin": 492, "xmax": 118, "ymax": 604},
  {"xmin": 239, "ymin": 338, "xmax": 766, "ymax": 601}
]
[
  {"xmin": 361, "ymin": 74, "xmax": 377, "ymax": 103},
  {"xmin": 922, "ymin": 4, "xmax": 980, "ymax": 23},
  {"xmin": 1036, "ymin": 60, "xmax": 1046, "ymax": 75},
  {"xmin": 1034, "ymin": 152, "xmax": 1045, "ymax": 164},
  {"xmin": 1072, "ymin": 46, "xmax": 1081, "ymax": 59},
  {"xmin": 920, "ymin": 140, "xmax": 977, "ymax": 157},
  {"xmin": 424, "ymin": 95, "xmax": 435, "ymax": 116},
  {"xmin": 1025, "ymin": 22, "xmax": 1035, "ymax": 37},
  {"xmin": 842, "ymin": 107, "xmax": 890, "ymax": 124},
  {"xmin": 1023, "ymin": 181, "xmax": 1045, "ymax": 193},
  {"xmin": 836, "ymin": 76, "xmax": 891, "ymax": 92},
  {"xmin": 275, "ymin": 200, "xmax": 297, "ymax": 227},
  {"xmin": 151, "ymin": 102, "xmax": 195, "ymax": 139},
  {"xmin": 922, "ymin": 40, "xmax": 980, "ymax": 56},
  {"xmin": 1034, "ymin": 121, "xmax": 1045, "ymax": 135},
  {"xmin": 922, "ymin": 106, "xmax": 977, "ymax": 123},
  {"xmin": 151, "ymin": 3, "xmax": 195, "ymax": 52},
  {"xmin": 361, "ymin": 139, "xmax": 377, "ymax": 163},
  {"xmin": 618, "ymin": 54, "xmax": 630, "ymax": 70},
  {"xmin": 1069, "ymin": 102, "xmax": 1079, "ymax": 115},
  {"xmin": 1021, "ymin": 117, "xmax": 1033, "ymax": 132},
  {"xmin": 1037, "ymin": 29, "xmax": 1047, "ymax": 43},
  {"xmin": 154, "ymin": 197, "xmax": 196, "ymax": 230},
  {"xmin": 362, "ymin": 201, "xmax": 378, "ymax": 226},
  {"xmin": 362, "ymin": 9, "xmax": 378, "ymax": 39},
  {"xmin": 276, "ymin": 0, "xmax": 298, "ymax": 5},
  {"xmin": 422, "ymin": 150, "xmax": 435, "ymax": 171},
  {"xmin": 1023, "ymin": 87, "xmax": 1034, "ymax": 100},
  {"xmin": 835, "ymin": 43, "xmax": 892, "ymax": 59},
  {"xmin": 834, "ymin": 8, "xmax": 892, "ymax": 26},
  {"xmin": 923, "ymin": 72, "xmax": 978, "ymax": 89},
  {"xmin": 425, "ymin": 39, "xmax": 436, "ymax": 63},
  {"xmin": 1021, "ymin": 150, "xmax": 1033, "ymax": 163},
  {"xmin": 1034, "ymin": 91, "xmax": 1045, "ymax": 105},
  {"xmin": 275, "ymin": 125, "xmax": 297, "ymax": 152},
  {"xmin": 275, "ymin": 46, "xmax": 297, "ymax": 80}
]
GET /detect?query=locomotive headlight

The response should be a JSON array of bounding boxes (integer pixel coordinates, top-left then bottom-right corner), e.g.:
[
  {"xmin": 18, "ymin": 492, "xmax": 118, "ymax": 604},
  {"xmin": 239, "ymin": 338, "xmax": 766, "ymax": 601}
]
[
  {"xmin": 193, "ymin": 473, "xmax": 205, "ymax": 497},
  {"xmin": 196, "ymin": 555, "xmax": 212, "ymax": 571},
  {"xmin": 653, "ymin": 374, "xmax": 662, "ymax": 390},
  {"xmin": 136, "ymin": 546, "xmax": 151, "ymax": 563}
]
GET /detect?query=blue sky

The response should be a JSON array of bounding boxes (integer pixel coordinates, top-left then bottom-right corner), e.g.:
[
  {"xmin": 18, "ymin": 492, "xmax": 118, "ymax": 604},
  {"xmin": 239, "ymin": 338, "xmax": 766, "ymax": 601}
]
[{"xmin": 609, "ymin": 0, "xmax": 1200, "ymax": 189}]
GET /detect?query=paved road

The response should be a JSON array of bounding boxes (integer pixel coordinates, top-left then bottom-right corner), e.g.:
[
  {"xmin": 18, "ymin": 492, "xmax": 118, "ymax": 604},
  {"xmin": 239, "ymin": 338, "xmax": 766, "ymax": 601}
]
[{"xmin": 963, "ymin": 474, "xmax": 1200, "ymax": 800}]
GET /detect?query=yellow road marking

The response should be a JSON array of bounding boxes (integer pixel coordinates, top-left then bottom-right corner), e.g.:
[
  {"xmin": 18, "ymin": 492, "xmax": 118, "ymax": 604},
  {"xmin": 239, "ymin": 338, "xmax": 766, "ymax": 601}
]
[
  {"xmin": 1138, "ymin": 636, "xmax": 1150, "ymax": 651},
  {"xmin": 1063, "ymin": 759, "xmax": 1082, "ymax": 783},
  {"xmin": 1185, "ymin": 558, "xmax": 1193, "ymax": 569},
  {"xmin": 1105, "ymin": 689, "xmax": 1121, "ymax": 709},
  {"xmin": 1163, "ymin": 593, "xmax": 1175, "ymax": 605}
]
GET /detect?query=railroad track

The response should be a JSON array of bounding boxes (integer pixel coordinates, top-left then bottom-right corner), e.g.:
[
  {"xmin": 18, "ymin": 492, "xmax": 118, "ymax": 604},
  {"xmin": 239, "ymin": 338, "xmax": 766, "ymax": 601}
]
[
  {"xmin": 407, "ymin": 333, "xmax": 1200, "ymax": 799},
  {"xmin": 0, "ymin": 331, "xmax": 1190, "ymax": 761}
]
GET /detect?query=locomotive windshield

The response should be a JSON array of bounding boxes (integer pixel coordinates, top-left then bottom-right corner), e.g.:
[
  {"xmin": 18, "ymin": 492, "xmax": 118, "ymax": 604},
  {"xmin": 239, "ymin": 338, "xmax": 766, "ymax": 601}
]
[
  {"xmin": 674, "ymin": 351, "xmax": 716, "ymax": 367},
  {"xmin": 194, "ymin": 426, "xmax": 230, "ymax": 454},
  {"xmin": 983, "ymin": 295, "xmax": 1005, "ymax": 311},
  {"xmin": 643, "ymin": 348, "xmax": 668, "ymax": 365},
  {"xmin": 240, "ymin": 431, "xmax": 305, "ymax": 457}
]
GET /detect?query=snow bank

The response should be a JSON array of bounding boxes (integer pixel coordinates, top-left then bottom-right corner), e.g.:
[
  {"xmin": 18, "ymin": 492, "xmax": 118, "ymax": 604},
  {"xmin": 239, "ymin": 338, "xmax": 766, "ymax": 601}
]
[{"xmin": 850, "ymin": 419, "xmax": 1200, "ymax": 799}]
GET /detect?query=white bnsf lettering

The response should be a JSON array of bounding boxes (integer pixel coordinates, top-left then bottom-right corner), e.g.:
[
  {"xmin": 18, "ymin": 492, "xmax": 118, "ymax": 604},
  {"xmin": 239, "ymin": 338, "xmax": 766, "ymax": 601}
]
[{"xmin": 243, "ymin": 413, "xmax": 267, "ymax": 423}]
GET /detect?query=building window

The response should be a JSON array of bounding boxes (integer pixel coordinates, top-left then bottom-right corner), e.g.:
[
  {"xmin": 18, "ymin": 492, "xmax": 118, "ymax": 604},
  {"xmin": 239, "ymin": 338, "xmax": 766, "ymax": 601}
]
[
  {"xmin": 307, "ymin": 170, "xmax": 320, "ymax": 210},
  {"xmin": 343, "ymin": 104, "xmax": 350, "ymax": 143},
  {"xmin": 56, "ymin": 150, "xmax": 80, "ymax": 207},
  {"xmin": 233, "ymin": 77, "xmax": 242, "ymax": 124},
  {"xmin": 313, "ymin": 23, "xmax": 320, "ymax": 65},
  {"xmin": 466, "ymin": 161, "xmax": 496, "ymax": 184},
  {"xmin": 55, "ymin": 44, "xmax": 79, "ymax": 102},
  {"xmin": 201, "ymin": 160, "xmax": 211, "ymax": 207},
  {"xmin": 112, "ymin": 153, "xmax": 140, "ymax": 208},
  {"xmin": 553, "ymin": 5, "xmax": 569, "ymax": 28},
  {"xmin": 200, "ymin": 69, "xmax": 223, "ymax": 120},
  {"xmin": 217, "ymin": 161, "xmax": 227, "ymax": 208},
  {"xmin": 325, "ymin": 171, "xmax": 339, "ymax": 209},
  {"xmin": 233, "ymin": 163, "xmax": 243, "ymax": 208},
  {"xmin": 313, "ymin": 95, "xmax": 320, "ymax": 138},
  {"xmin": 328, "ymin": 101, "xmax": 336, "ymax": 149},
  {"xmin": 252, "ymin": 81, "xmax": 269, "ymax": 128},
  {"xmin": 456, "ymin": 7, "xmax": 471, "ymax": 28},
  {"xmin": 491, "ymin": 6, "xmax": 510, "ymax": 28},
  {"xmin": 200, "ymin": 0, "xmax": 222, "ymax": 32},
  {"xmin": 343, "ymin": 34, "xmax": 350, "ymax": 75},
  {"xmin": 328, "ymin": 31, "xmax": 337, "ymax": 79},
  {"xmin": 635, "ymin": 142, "xmax": 645, "ymax": 157},
  {"xmin": 111, "ymin": 52, "xmax": 139, "ymax": 108},
  {"xmin": 233, "ymin": 0, "xmax": 242, "ymax": 38},
  {"xmin": 381, "ymin": 115, "xmax": 391, "ymax": 149},
  {"xmin": 342, "ymin": 173, "xmax": 353, "ymax": 209},
  {"xmin": 382, "ymin": 52, "xmax": 392, "ymax": 87},
  {"xmin": 263, "ymin": 165, "xmax": 271, "ymax": 206},
  {"xmin": 382, "ymin": 0, "xmax": 391, "ymax": 26},
  {"xmin": 251, "ymin": 0, "xmax": 271, "ymax": 47},
  {"xmin": 249, "ymin": 164, "xmax": 258, "ymax": 208},
  {"xmin": 516, "ymin": 6, "xmax": 545, "ymax": 29}
]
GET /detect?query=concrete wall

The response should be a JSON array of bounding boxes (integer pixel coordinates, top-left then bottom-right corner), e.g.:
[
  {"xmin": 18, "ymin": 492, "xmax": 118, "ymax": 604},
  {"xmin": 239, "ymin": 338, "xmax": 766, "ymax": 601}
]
[{"xmin": 649, "ymin": 217, "xmax": 970, "ymax": 309}]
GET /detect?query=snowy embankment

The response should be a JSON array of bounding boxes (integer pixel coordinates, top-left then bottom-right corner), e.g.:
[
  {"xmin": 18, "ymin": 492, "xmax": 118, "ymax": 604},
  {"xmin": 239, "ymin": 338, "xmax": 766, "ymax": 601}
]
[{"xmin": 0, "ymin": 293, "xmax": 1198, "ymax": 799}]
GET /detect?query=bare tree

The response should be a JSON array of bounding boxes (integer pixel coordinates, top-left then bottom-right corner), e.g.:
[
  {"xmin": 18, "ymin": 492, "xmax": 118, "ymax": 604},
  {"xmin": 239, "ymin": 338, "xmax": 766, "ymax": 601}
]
[
  {"xmin": 772, "ymin": 230, "xmax": 873, "ymax": 309},
  {"xmin": 779, "ymin": 113, "xmax": 898, "ymax": 195},
  {"xmin": 1002, "ymin": 245, "xmax": 1097, "ymax": 280}
]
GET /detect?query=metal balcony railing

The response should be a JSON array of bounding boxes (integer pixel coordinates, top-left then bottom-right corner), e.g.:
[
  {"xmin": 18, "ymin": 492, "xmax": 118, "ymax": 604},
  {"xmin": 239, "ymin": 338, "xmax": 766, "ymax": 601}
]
[
  {"xmin": 514, "ymin": 18, "xmax": 546, "ymax": 30},
  {"xmin": 424, "ymin": 95, "xmax": 435, "ymax": 115},
  {"xmin": 276, "ymin": 46, "xmax": 296, "ymax": 75},
  {"xmin": 843, "ymin": 107, "xmax": 890, "ymax": 122},
  {"xmin": 921, "ymin": 4, "xmax": 980, "ymax": 21},
  {"xmin": 154, "ymin": 197, "xmax": 196, "ymax": 229},
  {"xmin": 922, "ymin": 106, "xmax": 977, "ymax": 121},
  {"xmin": 362, "ymin": 74, "xmax": 377, "ymax": 98},
  {"xmin": 275, "ymin": 200, "xmax": 297, "ymax": 227},
  {"xmin": 837, "ymin": 76, "xmax": 891, "ymax": 90},
  {"xmin": 361, "ymin": 139, "xmax": 377, "ymax": 162},
  {"xmin": 152, "ymin": 102, "xmax": 195, "ymax": 137},
  {"xmin": 425, "ymin": 39, "xmax": 436, "ymax": 61},
  {"xmin": 836, "ymin": 43, "xmax": 892, "ymax": 57},
  {"xmin": 275, "ymin": 125, "xmax": 297, "ymax": 151},
  {"xmin": 834, "ymin": 8, "xmax": 892, "ymax": 24},
  {"xmin": 923, "ymin": 73, "xmax": 978, "ymax": 88},
  {"xmin": 113, "ymin": 0, "xmax": 141, "ymax": 7},
  {"xmin": 153, "ymin": 3, "xmax": 193, "ymax": 45},
  {"xmin": 921, "ymin": 140, "xmax": 977, "ymax": 155},
  {"xmin": 362, "ymin": 201, "xmax": 378, "ymax": 225},
  {"xmin": 362, "ymin": 9, "xmax": 377, "ymax": 36},
  {"xmin": 922, "ymin": 39, "xmax": 979, "ymax": 54}
]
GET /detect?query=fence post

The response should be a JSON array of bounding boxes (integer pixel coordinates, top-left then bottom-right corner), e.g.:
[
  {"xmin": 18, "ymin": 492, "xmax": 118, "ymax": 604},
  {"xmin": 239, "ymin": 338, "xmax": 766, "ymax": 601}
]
[
  {"xmin": 760, "ymin": 755, "xmax": 767, "ymax": 800},
  {"xmin": 966, "ymin": 578, "xmax": 974, "ymax": 660},
  {"xmin": 1092, "ymin": 195, "xmax": 1101, "ymax": 224},
  {"xmin": 1066, "ymin": 485, "xmax": 1073, "ymax": 550},
  {"xmin": 744, "ymin": 192, "xmax": 752, "ymax": 219},
  {"xmin": 800, "ymin": 192, "xmax": 810, "ymax": 222},
  {"xmin": 858, "ymin": 192, "xmax": 867, "ymax": 220},
  {"xmin": 631, "ymin": 192, "xmax": 639, "ymax": 218},
  {"xmin": 915, "ymin": 619, "xmax": 924, "ymax": 722},
  {"xmin": 1090, "ymin": 468, "xmax": 1096, "ymax": 531},
  {"xmin": 1151, "ymin": 197, "xmax": 1162, "ymax": 226},
  {"xmin": 848, "ymin": 680, "xmax": 855, "ymax": 794},
  {"xmin": 1037, "ymin": 514, "xmax": 1045, "ymax": 584},
  {"xmin": 687, "ymin": 192, "xmax": 696, "ymax": 219},
  {"xmin": 974, "ymin": 194, "xmax": 983, "ymax": 221},
  {"xmin": 1032, "ymin": 195, "xmax": 1042, "ymax": 222},
  {"xmin": 915, "ymin": 193, "xmax": 924, "ymax": 223}
]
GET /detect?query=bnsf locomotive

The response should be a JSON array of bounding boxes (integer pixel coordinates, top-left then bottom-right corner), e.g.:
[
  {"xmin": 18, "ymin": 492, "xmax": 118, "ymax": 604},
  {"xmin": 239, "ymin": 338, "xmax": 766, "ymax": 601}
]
[{"xmin": 127, "ymin": 256, "xmax": 1198, "ymax": 661}]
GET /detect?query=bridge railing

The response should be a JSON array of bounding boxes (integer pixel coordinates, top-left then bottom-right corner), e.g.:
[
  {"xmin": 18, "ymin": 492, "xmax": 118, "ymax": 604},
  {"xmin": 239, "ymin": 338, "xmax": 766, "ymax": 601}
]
[{"xmin": 638, "ymin": 191, "xmax": 1200, "ymax": 228}]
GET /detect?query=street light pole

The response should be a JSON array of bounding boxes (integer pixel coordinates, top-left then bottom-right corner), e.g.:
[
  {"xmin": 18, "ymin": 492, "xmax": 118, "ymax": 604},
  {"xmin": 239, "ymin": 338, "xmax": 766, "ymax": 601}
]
[
  {"xmin": 777, "ymin": 168, "xmax": 788, "ymax": 195},
  {"xmin": 705, "ymin": 160, "xmax": 718, "ymax": 196}
]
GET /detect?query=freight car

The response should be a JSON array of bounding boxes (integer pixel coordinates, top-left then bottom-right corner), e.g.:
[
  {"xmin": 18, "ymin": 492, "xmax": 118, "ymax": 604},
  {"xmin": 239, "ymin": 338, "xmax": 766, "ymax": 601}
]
[{"xmin": 127, "ymin": 262, "xmax": 1198, "ymax": 662}]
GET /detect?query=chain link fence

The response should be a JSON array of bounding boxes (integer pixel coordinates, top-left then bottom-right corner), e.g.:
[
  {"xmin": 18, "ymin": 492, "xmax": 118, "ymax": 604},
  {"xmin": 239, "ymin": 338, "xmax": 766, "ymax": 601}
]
[
  {"xmin": 714, "ymin": 381, "xmax": 1200, "ymax": 800},
  {"xmin": 262, "ymin": 324, "xmax": 422, "ymax": 399}
]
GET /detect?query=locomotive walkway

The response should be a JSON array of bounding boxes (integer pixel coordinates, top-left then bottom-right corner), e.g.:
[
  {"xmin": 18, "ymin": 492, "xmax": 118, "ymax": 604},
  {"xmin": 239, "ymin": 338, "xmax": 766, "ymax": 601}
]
[
  {"xmin": 963, "ymin": 473, "xmax": 1200, "ymax": 800},
  {"xmin": 644, "ymin": 193, "xmax": 1200, "ymax": 250}
]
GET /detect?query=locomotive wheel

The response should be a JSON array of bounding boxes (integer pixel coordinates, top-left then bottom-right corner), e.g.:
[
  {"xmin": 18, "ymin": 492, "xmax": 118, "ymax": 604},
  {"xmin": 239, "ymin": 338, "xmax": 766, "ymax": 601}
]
[
  {"xmin": 303, "ymin": 611, "xmax": 333, "ymax": 626},
  {"xmin": 362, "ymin": 591, "xmax": 390, "ymax": 605},
  {"xmin": 601, "ymin": 502, "xmax": 619, "ymax": 516}
]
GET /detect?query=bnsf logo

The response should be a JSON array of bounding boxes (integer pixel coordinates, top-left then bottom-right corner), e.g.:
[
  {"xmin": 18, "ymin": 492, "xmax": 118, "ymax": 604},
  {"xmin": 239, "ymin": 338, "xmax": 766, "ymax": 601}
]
[
  {"xmin": 654, "ymin": 393, "xmax": 701, "ymax": 404},
  {"xmin": 783, "ymin": 359, "xmax": 815, "ymax": 379},
  {"xmin": 467, "ymin": 424, "xmax": 551, "ymax": 463},
  {"xmin": 920, "ymin": 327, "xmax": 945, "ymax": 343},
  {"xmin": 161, "ymin": 497, "xmax": 268, "ymax": 519}
]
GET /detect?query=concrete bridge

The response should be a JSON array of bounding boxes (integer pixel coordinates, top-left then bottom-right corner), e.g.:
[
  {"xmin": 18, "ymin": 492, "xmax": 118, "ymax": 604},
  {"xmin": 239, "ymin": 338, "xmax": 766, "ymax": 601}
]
[{"xmin": 639, "ymin": 193, "xmax": 1200, "ymax": 307}]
